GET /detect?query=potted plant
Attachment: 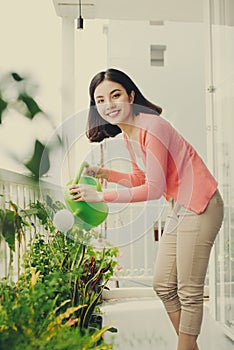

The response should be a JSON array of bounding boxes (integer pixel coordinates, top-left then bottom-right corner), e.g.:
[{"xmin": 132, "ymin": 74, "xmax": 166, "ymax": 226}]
[{"xmin": 0, "ymin": 195, "xmax": 118, "ymax": 349}]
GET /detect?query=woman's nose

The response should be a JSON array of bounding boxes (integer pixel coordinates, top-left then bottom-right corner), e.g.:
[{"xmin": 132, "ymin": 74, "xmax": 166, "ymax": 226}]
[{"xmin": 105, "ymin": 100, "xmax": 116, "ymax": 110}]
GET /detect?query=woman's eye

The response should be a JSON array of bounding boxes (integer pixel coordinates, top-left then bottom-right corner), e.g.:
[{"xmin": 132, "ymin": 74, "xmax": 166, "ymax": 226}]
[
  {"xmin": 97, "ymin": 99, "xmax": 104, "ymax": 104},
  {"xmin": 112, "ymin": 93, "xmax": 120, "ymax": 99}
]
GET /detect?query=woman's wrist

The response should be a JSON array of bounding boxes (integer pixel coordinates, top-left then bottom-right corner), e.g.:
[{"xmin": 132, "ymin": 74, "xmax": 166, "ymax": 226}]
[{"xmin": 97, "ymin": 168, "xmax": 109, "ymax": 180}]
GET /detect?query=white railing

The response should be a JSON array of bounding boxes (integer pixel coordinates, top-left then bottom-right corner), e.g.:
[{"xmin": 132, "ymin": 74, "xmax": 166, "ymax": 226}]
[
  {"xmin": 0, "ymin": 168, "xmax": 161, "ymax": 284},
  {"xmin": 0, "ymin": 168, "xmax": 213, "ymax": 296},
  {"xmin": 0, "ymin": 168, "xmax": 61, "ymax": 280}
]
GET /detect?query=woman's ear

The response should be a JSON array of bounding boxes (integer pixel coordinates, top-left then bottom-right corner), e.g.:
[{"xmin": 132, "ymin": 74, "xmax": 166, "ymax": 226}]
[{"xmin": 129, "ymin": 90, "xmax": 135, "ymax": 104}]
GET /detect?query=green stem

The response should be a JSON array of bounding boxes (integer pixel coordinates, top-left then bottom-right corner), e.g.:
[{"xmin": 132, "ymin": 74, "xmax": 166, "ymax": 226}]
[{"xmin": 73, "ymin": 161, "xmax": 89, "ymax": 185}]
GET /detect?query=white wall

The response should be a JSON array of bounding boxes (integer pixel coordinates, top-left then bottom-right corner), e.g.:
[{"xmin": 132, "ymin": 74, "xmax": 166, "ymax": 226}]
[
  {"xmin": 0, "ymin": 0, "xmax": 61, "ymax": 122},
  {"xmin": 0, "ymin": 0, "xmax": 62, "ymax": 172},
  {"xmin": 75, "ymin": 20, "xmax": 108, "ymax": 112},
  {"xmin": 106, "ymin": 20, "xmax": 207, "ymax": 159}
]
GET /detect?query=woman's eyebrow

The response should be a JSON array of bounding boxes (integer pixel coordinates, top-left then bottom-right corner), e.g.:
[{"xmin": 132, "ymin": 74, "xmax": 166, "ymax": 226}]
[
  {"xmin": 95, "ymin": 89, "xmax": 122, "ymax": 99},
  {"xmin": 110, "ymin": 88, "xmax": 122, "ymax": 94}
]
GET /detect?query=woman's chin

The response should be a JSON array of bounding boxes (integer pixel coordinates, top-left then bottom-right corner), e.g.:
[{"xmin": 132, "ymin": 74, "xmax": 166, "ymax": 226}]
[{"xmin": 106, "ymin": 117, "xmax": 121, "ymax": 125}]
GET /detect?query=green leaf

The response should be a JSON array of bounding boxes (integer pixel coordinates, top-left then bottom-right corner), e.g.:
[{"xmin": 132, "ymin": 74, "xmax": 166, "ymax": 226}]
[
  {"xmin": 107, "ymin": 326, "xmax": 118, "ymax": 333},
  {"xmin": 0, "ymin": 96, "xmax": 7, "ymax": 124},
  {"xmin": 81, "ymin": 281, "xmax": 107, "ymax": 329},
  {"xmin": 24, "ymin": 140, "xmax": 50, "ymax": 178},
  {"xmin": 1, "ymin": 210, "xmax": 16, "ymax": 251},
  {"xmin": 46, "ymin": 195, "xmax": 53, "ymax": 208},
  {"xmin": 18, "ymin": 93, "xmax": 42, "ymax": 119},
  {"xmin": 21, "ymin": 218, "xmax": 31, "ymax": 227},
  {"xmin": 20, "ymin": 208, "xmax": 40, "ymax": 216},
  {"xmin": 89, "ymin": 323, "xmax": 113, "ymax": 346},
  {"xmin": 11, "ymin": 72, "xmax": 24, "ymax": 82},
  {"xmin": 52, "ymin": 201, "xmax": 66, "ymax": 212},
  {"xmin": 9, "ymin": 200, "xmax": 18, "ymax": 213}
]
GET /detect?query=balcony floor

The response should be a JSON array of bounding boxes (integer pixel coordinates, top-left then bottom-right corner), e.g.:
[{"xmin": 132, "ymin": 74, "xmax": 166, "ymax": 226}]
[{"xmin": 101, "ymin": 295, "xmax": 234, "ymax": 350}]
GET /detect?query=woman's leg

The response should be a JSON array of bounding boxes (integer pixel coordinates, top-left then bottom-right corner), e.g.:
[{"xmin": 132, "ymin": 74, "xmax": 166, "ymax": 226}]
[
  {"xmin": 153, "ymin": 213, "xmax": 180, "ymax": 317},
  {"xmin": 176, "ymin": 190, "xmax": 224, "ymax": 348},
  {"xmin": 168, "ymin": 310, "xmax": 199, "ymax": 350},
  {"xmin": 154, "ymin": 190, "xmax": 223, "ymax": 350},
  {"xmin": 153, "ymin": 229, "xmax": 200, "ymax": 349},
  {"xmin": 177, "ymin": 332, "xmax": 198, "ymax": 350}
]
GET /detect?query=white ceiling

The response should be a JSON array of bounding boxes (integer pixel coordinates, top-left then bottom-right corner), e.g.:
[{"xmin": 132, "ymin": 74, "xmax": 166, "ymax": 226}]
[{"xmin": 53, "ymin": 0, "xmax": 204, "ymax": 22}]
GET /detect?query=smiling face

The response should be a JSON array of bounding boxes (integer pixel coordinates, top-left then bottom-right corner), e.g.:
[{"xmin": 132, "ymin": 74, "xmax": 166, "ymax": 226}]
[{"xmin": 93, "ymin": 80, "xmax": 135, "ymax": 126}]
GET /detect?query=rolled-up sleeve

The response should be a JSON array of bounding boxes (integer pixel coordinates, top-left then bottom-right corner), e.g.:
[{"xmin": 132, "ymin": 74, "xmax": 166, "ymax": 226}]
[{"xmin": 103, "ymin": 125, "xmax": 169, "ymax": 203}]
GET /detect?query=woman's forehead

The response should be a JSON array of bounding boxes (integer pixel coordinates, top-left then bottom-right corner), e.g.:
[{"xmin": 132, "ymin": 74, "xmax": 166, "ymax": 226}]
[{"xmin": 94, "ymin": 80, "xmax": 124, "ymax": 97}]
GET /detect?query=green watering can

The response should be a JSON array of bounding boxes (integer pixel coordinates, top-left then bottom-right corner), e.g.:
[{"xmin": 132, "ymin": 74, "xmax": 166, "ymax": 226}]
[{"xmin": 64, "ymin": 162, "xmax": 109, "ymax": 230}]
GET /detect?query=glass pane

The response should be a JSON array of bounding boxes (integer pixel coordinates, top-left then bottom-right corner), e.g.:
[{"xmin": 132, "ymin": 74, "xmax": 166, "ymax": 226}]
[{"xmin": 211, "ymin": 0, "xmax": 234, "ymax": 333}]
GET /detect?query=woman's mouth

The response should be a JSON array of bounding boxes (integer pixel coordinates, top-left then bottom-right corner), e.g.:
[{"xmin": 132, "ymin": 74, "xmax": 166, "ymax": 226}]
[{"xmin": 107, "ymin": 109, "xmax": 120, "ymax": 118}]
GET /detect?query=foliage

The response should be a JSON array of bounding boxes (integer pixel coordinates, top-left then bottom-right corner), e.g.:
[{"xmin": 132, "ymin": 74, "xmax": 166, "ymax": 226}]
[
  {"xmin": 21, "ymin": 231, "xmax": 118, "ymax": 332},
  {"xmin": 0, "ymin": 275, "xmax": 112, "ymax": 350},
  {"xmin": 0, "ymin": 71, "xmax": 61, "ymax": 178},
  {"xmin": 24, "ymin": 140, "xmax": 50, "ymax": 179},
  {"xmin": 0, "ymin": 195, "xmax": 119, "ymax": 349},
  {"xmin": 0, "ymin": 200, "xmax": 29, "ymax": 252},
  {"xmin": 0, "ymin": 72, "xmax": 40, "ymax": 122}
]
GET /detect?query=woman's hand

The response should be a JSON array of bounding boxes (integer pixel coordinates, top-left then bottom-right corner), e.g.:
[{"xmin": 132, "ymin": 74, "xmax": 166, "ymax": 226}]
[
  {"xmin": 84, "ymin": 166, "xmax": 109, "ymax": 180},
  {"xmin": 69, "ymin": 184, "xmax": 104, "ymax": 202}
]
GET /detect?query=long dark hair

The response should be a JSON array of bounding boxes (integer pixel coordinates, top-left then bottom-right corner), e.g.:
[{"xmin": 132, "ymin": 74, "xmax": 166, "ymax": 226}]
[{"xmin": 86, "ymin": 68, "xmax": 162, "ymax": 142}]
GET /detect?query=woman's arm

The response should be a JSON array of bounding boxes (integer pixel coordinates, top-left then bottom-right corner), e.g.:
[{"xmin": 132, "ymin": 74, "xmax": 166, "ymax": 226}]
[
  {"xmin": 70, "ymin": 160, "xmax": 146, "ymax": 202},
  {"xmin": 70, "ymin": 134, "xmax": 168, "ymax": 203},
  {"xmin": 107, "ymin": 161, "xmax": 146, "ymax": 187},
  {"xmin": 73, "ymin": 119, "xmax": 171, "ymax": 203},
  {"xmin": 85, "ymin": 161, "xmax": 146, "ymax": 187},
  {"xmin": 103, "ymin": 132, "xmax": 168, "ymax": 203}
]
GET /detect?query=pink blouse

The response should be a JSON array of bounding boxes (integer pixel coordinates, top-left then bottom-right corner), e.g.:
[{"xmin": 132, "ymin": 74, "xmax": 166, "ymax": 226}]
[{"xmin": 103, "ymin": 113, "xmax": 217, "ymax": 214}]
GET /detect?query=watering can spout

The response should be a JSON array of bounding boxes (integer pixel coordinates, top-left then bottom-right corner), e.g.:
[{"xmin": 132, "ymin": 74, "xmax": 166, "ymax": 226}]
[{"xmin": 73, "ymin": 161, "xmax": 89, "ymax": 185}]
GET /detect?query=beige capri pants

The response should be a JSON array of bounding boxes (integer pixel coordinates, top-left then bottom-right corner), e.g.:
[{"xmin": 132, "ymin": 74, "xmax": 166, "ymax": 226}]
[{"xmin": 153, "ymin": 189, "xmax": 224, "ymax": 335}]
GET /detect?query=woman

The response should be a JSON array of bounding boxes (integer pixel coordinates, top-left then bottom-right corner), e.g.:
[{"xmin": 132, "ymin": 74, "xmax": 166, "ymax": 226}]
[{"xmin": 69, "ymin": 68, "xmax": 224, "ymax": 350}]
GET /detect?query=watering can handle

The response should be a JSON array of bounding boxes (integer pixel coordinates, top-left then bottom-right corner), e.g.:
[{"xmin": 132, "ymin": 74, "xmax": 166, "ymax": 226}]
[{"xmin": 72, "ymin": 162, "xmax": 89, "ymax": 185}]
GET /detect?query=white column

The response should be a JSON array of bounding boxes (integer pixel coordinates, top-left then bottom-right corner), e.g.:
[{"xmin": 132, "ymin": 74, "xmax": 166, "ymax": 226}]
[
  {"xmin": 61, "ymin": 17, "xmax": 76, "ymax": 181},
  {"xmin": 62, "ymin": 17, "xmax": 75, "ymax": 121}
]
